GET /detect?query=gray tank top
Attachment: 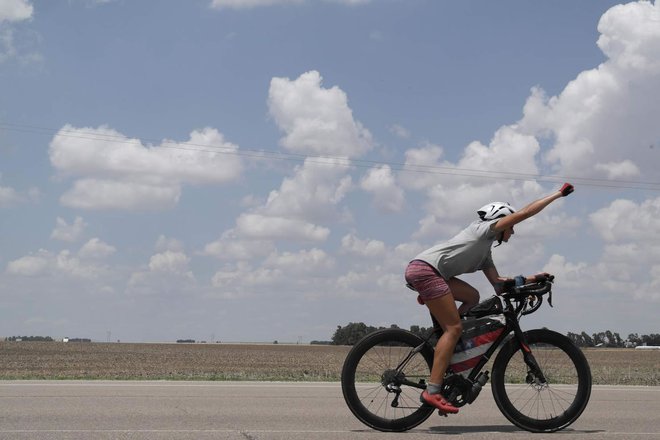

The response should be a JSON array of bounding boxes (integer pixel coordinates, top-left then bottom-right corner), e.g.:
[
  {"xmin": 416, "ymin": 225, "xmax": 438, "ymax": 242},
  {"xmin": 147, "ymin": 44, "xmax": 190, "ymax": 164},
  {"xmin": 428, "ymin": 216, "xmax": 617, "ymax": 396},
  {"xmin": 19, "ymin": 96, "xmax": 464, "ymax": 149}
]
[{"xmin": 414, "ymin": 219, "xmax": 499, "ymax": 279}]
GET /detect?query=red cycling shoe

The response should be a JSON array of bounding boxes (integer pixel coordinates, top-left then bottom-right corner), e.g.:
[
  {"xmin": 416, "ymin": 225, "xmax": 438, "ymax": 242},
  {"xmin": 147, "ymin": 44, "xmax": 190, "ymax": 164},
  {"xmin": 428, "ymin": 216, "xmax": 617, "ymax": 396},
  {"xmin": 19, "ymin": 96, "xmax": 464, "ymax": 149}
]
[{"xmin": 420, "ymin": 390, "xmax": 459, "ymax": 414}]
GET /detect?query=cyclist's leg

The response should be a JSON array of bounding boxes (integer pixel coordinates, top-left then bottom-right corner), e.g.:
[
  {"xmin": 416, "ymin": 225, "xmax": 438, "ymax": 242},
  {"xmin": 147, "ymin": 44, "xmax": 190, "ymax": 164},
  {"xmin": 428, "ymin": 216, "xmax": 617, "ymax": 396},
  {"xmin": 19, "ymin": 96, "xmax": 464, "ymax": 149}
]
[
  {"xmin": 447, "ymin": 277, "xmax": 480, "ymax": 315},
  {"xmin": 424, "ymin": 294, "xmax": 462, "ymax": 386}
]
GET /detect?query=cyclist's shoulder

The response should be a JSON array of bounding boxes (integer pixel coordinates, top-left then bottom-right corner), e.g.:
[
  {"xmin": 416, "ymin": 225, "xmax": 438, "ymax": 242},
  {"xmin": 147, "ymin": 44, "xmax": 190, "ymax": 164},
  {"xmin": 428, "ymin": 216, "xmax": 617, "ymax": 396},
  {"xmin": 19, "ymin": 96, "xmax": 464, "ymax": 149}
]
[{"xmin": 467, "ymin": 219, "xmax": 499, "ymax": 239}]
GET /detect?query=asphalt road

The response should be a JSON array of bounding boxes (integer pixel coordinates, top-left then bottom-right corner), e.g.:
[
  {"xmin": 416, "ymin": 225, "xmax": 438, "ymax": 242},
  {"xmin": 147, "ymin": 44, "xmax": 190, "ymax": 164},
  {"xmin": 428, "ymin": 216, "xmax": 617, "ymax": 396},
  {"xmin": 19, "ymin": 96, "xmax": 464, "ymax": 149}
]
[{"xmin": 0, "ymin": 381, "xmax": 658, "ymax": 439}]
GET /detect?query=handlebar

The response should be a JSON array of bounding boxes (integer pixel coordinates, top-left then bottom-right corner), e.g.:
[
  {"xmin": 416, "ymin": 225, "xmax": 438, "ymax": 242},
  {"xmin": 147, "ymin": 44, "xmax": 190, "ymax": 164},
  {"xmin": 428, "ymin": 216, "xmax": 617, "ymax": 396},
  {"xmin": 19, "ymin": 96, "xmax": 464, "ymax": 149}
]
[
  {"xmin": 503, "ymin": 278, "xmax": 553, "ymax": 297},
  {"xmin": 501, "ymin": 276, "xmax": 554, "ymax": 316}
]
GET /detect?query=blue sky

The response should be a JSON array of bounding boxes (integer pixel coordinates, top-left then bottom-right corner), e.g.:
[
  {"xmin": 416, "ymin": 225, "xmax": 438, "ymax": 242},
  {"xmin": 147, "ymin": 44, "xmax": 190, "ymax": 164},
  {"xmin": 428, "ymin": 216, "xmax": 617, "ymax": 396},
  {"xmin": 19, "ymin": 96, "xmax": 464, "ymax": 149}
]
[{"xmin": 1, "ymin": 0, "xmax": 659, "ymax": 343}]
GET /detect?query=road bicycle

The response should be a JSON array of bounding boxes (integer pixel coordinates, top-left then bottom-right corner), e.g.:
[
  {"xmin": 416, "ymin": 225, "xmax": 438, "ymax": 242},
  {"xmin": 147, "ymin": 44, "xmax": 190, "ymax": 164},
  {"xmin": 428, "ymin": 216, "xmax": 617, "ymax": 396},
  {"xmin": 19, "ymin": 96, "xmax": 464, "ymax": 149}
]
[{"xmin": 341, "ymin": 276, "xmax": 592, "ymax": 433}]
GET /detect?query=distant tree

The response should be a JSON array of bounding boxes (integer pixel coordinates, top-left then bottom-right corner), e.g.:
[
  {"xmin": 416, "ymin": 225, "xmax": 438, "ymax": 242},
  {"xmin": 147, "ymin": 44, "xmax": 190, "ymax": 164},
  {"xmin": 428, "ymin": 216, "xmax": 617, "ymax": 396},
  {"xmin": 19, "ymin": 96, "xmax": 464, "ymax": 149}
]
[
  {"xmin": 6, "ymin": 336, "xmax": 54, "ymax": 342},
  {"xmin": 581, "ymin": 332, "xmax": 594, "ymax": 347},
  {"xmin": 628, "ymin": 333, "xmax": 641, "ymax": 345},
  {"xmin": 641, "ymin": 334, "xmax": 660, "ymax": 346},
  {"xmin": 592, "ymin": 332, "xmax": 605, "ymax": 346},
  {"xmin": 409, "ymin": 325, "xmax": 435, "ymax": 340},
  {"xmin": 567, "ymin": 332, "xmax": 584, "ymax": 347},
  {"xmin": 332, "ymin": 322, "xmax": 379, "ymax": 345}
]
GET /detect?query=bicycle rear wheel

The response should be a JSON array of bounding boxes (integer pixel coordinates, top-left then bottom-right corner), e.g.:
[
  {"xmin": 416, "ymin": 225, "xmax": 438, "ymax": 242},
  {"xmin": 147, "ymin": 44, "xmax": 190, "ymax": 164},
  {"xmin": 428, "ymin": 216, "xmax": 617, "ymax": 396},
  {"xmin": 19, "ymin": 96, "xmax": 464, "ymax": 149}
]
[
  {"xmin": 341, "ymin": 328, "xmax": 435, "ymax": 432},
  {"xmin": 491, "ymin": 329, "xmax": 592, "ymax": 432}
]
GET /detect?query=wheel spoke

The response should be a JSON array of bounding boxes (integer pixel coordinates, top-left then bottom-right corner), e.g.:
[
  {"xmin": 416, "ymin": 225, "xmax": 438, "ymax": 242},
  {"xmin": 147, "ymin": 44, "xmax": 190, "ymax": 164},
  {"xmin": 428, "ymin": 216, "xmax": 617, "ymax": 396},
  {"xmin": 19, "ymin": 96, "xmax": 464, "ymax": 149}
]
[
  {"xmin": 493, "ymin": 330, "xmax": 591, "ymax": 432},
  {"xmin": 342, "ymin": 330, "xmax": 434, "ymax": 431}
]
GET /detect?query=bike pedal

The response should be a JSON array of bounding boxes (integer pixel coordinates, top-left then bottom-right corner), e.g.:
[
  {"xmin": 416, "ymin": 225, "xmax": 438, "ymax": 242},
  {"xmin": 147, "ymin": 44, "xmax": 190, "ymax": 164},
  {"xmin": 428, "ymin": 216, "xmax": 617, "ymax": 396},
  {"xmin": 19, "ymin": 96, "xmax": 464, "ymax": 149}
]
[{"xmin": 437, "ymin": 410, "xmax": 448, "ymax": 417}]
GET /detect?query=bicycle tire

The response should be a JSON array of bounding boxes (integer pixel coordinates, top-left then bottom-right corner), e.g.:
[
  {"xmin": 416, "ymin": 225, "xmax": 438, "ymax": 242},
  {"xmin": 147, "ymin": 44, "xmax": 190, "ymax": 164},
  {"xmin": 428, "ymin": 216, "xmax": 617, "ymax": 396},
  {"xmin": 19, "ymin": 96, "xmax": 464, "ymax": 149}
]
[
  {"xmin": 491, "ymin": 329, "xmax": 592, "ymax": 432},
  {"xmin": 341, "ymin": 328, "xmax": 435, "ymax": 432}
]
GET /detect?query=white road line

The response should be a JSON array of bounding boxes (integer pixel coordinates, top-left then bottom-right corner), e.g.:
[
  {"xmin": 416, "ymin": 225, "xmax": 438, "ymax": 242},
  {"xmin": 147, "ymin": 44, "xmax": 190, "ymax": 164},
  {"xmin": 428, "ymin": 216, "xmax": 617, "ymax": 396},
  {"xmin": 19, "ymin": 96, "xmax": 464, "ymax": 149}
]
[
  {"xmin": 0, "ymin": 382, "xmax": 657, "ymax": 392},
  {"xmin": 0, "ymin": 430, "xmax": 657, "ymax": 436},
  {"xmin": 0, "ymin": 381, "xmax": 340, "ymax": 388},
  {"xmin": 0, "ymin": 430, "xmax": 351, "ymax": 434}
]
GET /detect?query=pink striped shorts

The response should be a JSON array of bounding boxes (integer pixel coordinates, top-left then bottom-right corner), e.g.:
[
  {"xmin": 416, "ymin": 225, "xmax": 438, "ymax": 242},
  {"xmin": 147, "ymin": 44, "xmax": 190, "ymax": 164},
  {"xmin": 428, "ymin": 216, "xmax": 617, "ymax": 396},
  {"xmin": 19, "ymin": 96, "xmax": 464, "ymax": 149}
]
[{"xmin": 405, "ymin": 260, "xmax": 452, "ymax": 302}]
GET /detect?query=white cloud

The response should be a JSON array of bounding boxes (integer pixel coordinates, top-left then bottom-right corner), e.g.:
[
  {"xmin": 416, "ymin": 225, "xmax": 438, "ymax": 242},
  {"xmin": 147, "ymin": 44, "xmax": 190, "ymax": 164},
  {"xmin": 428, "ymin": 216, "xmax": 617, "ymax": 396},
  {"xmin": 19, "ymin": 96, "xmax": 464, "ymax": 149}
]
[
  {"xmin": 0, "ymin": 1, "xmax": 42, "ymax": 66},
  {"xmin": 268, "ymin": 71, "xmax": 373, "ymax": 157},
  {"xmin": 0, "ymin": 0, "xmax": 33, "ymax": 23},
  {"xmin": 6, "ymin": 250, "xmax": 50, "ymax": 276},
  {"xmin": 6, "ymin": 249, "xmax": 105, "ymax": 279},
  {"xmin": 597, "ymin": 2, "xmax": 660, "ymax": 72},
  {"xmin": 360, "ymin": 165, "xmax": 405, "ymax": 212},
  {"xmin": 50, "ymin": 216, "xmax": 87, "ymax": 242},
  {"xmin": 148, "ymin": 250, "xmax": 191, "ymax": 274},
  {"xmin": 202, "ymin": 230, "xmax": 276, "ymax": 261},
  {"xmin": 204, "ymin": 158, "xmax": 348, "ymax": 248},
  {"xmin": 411, "ymin": 180, "xmax": 546, "ymax": 239},
  {"xmin": 263, "ymin": 248, "xmax": 335, "ymax": 275},
  {"xmin": 0, "ymin": 175, "xmax": 39, "ymax": 206},
  {"xmin": 235, "ymin": 213, "xmax": 330, "ymax": 242},
  {"xmin": 206, "ymin": 71, "xmax": 372, "ymax": 248},
  {"xmin": 539, "ymin": 196, "xmax": 660, "ymax": 303},
  {"xmin": 127, "ymin": 250, "xmax": 196, "ymax": 296},
  {"xmin": 0, "ymin": 28, "xmax": 16, "ymax": 63},
  {"xmin": 518, "ymin": 1, "xmax": 660, "ymax": 180},
  {"xmin": 399, "ymin": 124, "xmax": 578, "ymax": 240},
  {"xmin": 594, "ymin": 160, "xmax": 640, "ymax": 179},
  {"xmin": 262, "ymin": 158, "xmax": 353, "ymax": 223},
  {"xmin": 542, "ymin": 254, "xmax": 589, "ymax": 289},
  {"xmin": 590, "ymin": 197, "xmax": 660, "ymax": 243},
  {"xmin": 78, "ymin": 238, "xmax": 116, "ymax": 259},
  {"xmin": 50, "ymin": 125, "xmax": 242, "ymax": 210},
  {"xmin": 390, "ymin": 124, "xmax": 410, "ymax": 139},
  {"xmin": 399, "ymin": 143, "xmax": 446, "ymax": 191},
  {"xmin": 155, "ymin": 235, "xmax": 185, "ymax": 253},
  {"xmin": 0, "ymin": 185, "xmax": 20, "ymax": 207},
  {"xmin": 457, "ymin": 126, "xmax": 540, "ymax": 177},
  {"xmin": 210, "ymin": 262, "xmax": 283, "ymax": 295},
  {"xmin": 60, "ymin": 179, "xmax": 182, "ymax": 211},
  {"xmin": 341, "ymin": 233, "xmax": 386, "ymax": 258}
]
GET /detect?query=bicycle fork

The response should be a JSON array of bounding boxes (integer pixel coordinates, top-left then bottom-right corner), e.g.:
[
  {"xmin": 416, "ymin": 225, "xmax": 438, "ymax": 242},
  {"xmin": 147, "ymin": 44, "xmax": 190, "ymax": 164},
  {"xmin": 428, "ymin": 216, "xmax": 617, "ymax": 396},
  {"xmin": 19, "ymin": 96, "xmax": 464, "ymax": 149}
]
[{"xmin": 513, "ymin": 326, "xmax": 548, "ymax": 385}]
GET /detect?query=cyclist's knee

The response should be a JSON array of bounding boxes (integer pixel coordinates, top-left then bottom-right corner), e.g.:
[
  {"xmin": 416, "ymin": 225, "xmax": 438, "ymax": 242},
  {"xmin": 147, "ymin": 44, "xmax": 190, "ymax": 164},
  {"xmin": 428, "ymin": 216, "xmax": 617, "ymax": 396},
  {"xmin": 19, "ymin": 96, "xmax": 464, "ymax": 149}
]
[{"xmin": 444, "ymin": 322, "xmax": 463, "ymax": 341}]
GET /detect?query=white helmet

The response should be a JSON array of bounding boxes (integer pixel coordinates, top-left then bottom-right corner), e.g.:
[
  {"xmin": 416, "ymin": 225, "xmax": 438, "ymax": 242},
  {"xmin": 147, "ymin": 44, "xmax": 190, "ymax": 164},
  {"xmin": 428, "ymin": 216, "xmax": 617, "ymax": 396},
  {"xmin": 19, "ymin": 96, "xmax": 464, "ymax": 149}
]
[{"xmin": 477, "ymin": 202, "xmax": 516, "ymax": 221}]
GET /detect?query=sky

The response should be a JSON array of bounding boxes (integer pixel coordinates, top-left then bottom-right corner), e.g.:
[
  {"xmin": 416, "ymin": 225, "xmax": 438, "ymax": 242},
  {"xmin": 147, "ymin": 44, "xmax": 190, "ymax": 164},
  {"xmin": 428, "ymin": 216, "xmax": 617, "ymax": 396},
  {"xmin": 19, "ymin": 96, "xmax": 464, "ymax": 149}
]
[{"xmin": 1, "ymin": 0, "xmax": 659, "ymax": 343}]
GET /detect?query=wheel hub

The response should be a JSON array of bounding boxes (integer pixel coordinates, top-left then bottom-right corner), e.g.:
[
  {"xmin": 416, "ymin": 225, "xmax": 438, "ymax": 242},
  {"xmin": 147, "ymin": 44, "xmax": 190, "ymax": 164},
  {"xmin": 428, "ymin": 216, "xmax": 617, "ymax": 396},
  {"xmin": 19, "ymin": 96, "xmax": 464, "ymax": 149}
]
[{"xmin": 381, "ymin": 369, "xmax": 404, "ymax": 391}]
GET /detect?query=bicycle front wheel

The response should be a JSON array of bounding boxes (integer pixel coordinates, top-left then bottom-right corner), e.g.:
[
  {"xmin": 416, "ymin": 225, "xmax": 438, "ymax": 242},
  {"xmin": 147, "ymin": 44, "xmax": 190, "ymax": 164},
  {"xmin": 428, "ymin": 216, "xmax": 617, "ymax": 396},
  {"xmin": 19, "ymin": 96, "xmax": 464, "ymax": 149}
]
[
  {"xmin": 491, "ymin": 329, "xmax": 592, "ymax": 432},
  {"xmin": 341, "ymin": 328, "xmax": 435, "ymax": 432}
]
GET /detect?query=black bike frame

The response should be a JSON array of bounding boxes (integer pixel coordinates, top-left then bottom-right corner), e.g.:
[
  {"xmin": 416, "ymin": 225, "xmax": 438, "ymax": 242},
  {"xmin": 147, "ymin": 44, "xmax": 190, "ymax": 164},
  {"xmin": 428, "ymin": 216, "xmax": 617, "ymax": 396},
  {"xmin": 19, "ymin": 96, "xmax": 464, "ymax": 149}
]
[{"xmin": 397, "ymin": 304, "xmax": 545, "ymax": 388}]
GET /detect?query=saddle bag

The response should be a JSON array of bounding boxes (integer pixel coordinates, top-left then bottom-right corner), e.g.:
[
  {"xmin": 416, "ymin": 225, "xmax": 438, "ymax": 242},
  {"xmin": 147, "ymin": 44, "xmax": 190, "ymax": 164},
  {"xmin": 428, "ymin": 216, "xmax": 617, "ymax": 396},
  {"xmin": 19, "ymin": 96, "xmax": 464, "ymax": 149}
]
[{"xmin": 466, "ymin": 295, "xmax": 503, "ymax": 317}]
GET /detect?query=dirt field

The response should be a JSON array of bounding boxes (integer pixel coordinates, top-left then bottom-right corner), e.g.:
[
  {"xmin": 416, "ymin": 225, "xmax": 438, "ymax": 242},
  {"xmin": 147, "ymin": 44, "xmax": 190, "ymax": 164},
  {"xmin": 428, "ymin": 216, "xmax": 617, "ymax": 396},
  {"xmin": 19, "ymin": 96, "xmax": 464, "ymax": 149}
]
[{"xmin": 0, "ymin": 342, "xmax": 657, "ymax": 385}]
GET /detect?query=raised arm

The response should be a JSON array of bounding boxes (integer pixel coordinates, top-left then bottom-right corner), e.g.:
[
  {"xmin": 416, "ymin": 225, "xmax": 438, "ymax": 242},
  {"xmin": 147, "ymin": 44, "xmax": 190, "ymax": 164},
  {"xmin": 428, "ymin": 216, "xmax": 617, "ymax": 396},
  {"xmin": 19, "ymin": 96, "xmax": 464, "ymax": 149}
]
[{"xmin": 492, "ymin": 183, "xmax": 574, "ymax": 233}]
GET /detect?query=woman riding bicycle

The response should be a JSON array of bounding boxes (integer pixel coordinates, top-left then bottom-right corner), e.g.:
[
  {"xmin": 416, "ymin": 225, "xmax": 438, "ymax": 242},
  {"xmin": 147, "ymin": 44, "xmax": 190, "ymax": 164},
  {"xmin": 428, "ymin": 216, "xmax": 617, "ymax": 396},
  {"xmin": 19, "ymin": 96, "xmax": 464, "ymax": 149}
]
[{"xmin": 405, "ymin": 183, "xmax": 574, "ymax": 414}]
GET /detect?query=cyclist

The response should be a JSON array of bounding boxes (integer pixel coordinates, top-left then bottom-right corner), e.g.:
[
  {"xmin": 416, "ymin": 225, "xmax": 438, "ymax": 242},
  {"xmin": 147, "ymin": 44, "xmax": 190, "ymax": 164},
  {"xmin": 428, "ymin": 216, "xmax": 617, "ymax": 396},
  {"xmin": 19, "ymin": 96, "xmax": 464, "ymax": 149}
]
[{"xmin": 405, "ymin": 183, "xmax": 574, "ymax": 414}]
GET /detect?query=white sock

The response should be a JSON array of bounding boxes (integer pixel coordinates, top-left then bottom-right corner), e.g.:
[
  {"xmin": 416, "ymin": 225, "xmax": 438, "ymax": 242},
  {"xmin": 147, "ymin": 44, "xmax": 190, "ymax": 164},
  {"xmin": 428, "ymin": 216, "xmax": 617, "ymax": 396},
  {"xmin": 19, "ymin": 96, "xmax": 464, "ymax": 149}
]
[{"xmin": 427, "ymin": 382, "xmax": 443, "ymax": 395}]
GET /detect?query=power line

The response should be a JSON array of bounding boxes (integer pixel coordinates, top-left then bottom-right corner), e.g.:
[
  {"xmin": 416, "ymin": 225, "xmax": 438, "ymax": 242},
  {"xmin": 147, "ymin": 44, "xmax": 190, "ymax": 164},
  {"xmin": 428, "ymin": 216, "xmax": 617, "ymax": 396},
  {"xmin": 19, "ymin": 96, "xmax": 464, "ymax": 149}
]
[{"xmin": 2, "ymin": 121, "xmax": 659, "ymax": 191}]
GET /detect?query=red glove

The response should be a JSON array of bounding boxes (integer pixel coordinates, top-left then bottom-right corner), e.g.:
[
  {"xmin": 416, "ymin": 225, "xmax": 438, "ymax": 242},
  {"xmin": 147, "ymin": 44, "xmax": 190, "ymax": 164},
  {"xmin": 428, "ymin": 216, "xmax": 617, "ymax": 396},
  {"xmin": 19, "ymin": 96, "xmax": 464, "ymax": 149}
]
[{"xmin": 560, "ymin": 182, "xmax": 574, "ymax": 197}]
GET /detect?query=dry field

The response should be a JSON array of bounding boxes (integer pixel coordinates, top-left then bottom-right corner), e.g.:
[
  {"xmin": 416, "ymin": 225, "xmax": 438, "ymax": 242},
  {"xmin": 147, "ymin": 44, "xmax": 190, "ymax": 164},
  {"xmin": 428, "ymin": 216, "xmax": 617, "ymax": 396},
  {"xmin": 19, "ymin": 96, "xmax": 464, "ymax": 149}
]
[{"xmin": 0, "ymin": 341, "xmax": 658, "ymax": 385}]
